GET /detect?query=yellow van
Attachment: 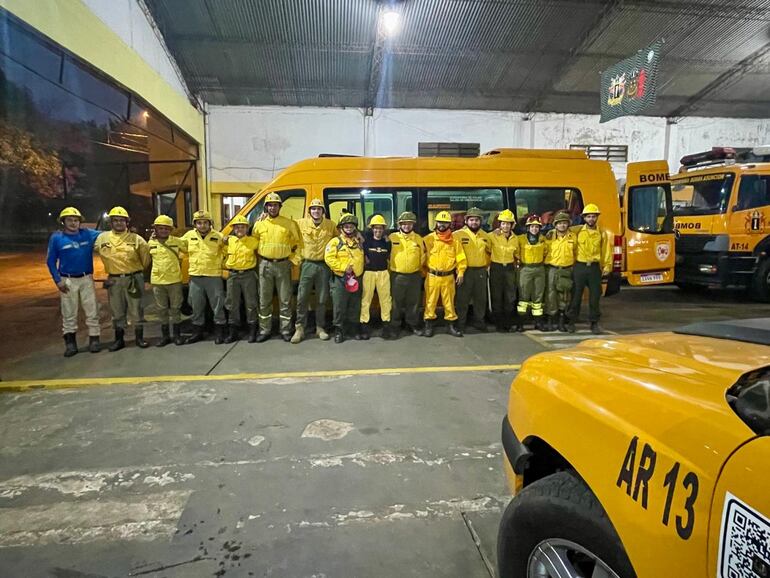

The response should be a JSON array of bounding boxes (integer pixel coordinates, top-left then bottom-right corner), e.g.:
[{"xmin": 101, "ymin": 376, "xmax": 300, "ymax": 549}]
[
  {"xmin": 673, "ymin": 146, "xmax": 770, "ymax": 300},
  {"xmin": 223, "ymin": 149, "xmax": 675, "ymax": 293}
]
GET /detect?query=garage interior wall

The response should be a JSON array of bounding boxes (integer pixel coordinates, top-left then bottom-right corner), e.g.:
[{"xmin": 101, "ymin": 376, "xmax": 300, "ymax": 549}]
[{"xmin": 209, "ymin": 105, "xmax": 770, "ymax": 203}]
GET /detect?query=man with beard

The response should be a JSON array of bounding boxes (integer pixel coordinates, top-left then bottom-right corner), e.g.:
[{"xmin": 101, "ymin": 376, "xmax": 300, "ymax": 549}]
[
  {"xmin": 453, "ymin": 207, "xmax": 491, "ymax": 332},
  {"xmin": 387, "ymin": 211, "xmax": 425, "ymax": 339},
  {"xmin": 544, "ymin": 211, "xmax": 577, "ymax": 332}
]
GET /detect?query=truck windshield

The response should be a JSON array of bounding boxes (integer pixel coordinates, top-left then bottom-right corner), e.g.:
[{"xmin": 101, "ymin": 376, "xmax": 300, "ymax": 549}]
[{"xmin": 672, "ymin": 173, "xmax": 735, "ymax": 216}]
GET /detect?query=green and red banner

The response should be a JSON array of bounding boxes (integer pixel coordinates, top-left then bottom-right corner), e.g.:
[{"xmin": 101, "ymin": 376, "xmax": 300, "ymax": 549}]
[{"xmin": 600, "ymin": 40, "xmax": 662, "ymax": 123}]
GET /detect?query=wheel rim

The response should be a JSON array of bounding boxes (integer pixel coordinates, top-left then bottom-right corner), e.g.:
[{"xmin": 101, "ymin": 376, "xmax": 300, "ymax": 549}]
[{"xmin": 527, "ymin": 538, "xmax": 621, "ymax": 578}]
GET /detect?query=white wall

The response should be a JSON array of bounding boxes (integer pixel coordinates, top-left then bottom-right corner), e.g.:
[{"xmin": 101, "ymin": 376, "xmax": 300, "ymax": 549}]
[
  {"xmin": 208, "ymin": 105, "xmax": 770, "ymax": 185},
  {"xmin": 82, "ymin": 0, "xmax": 189, "ymax": 100}
]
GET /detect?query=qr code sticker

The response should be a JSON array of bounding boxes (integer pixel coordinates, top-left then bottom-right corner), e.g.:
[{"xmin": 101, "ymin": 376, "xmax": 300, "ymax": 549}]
[{"xmin": 718, "ymin": 492, "xmax": 770, "ymax": 578}]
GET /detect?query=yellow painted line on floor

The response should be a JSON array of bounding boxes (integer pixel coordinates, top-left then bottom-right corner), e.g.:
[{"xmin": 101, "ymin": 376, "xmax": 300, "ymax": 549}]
[{"xmin": 0, "ymin": 364, "xmax": 521, "ymax": 392}]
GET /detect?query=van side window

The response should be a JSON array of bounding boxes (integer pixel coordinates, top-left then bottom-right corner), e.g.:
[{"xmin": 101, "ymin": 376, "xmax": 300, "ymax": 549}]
[
  {"xmin": 511, "ymin": 188, "xmax": 584, "ymax": 231},
  {"xmin": 426, "ymin": 189, "xmax": 503, "ymax": 232},
  {"xmin": 737, "ymin": 175, "xmax": 770, "ymax": 211},
  {"xmin": 325, "ymin": 188, "xmax": 409, "ymax": 229},
  {"xmin": 246, "ymin": 189, "xmax": 306, "ymax": 224},
  {"xmin": 628, "ymin": 185, "xmax": 672, "ymax": 234}
]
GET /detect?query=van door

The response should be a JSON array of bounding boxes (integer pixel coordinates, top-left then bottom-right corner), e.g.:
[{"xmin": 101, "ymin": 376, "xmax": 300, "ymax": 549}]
[
  {"xmin": 727, "ymin": 174, "xmax": 770, "ymax": 254},
  {"xmin": 624, "ymin": 161, "xmax": 675, "ymax": 285}
]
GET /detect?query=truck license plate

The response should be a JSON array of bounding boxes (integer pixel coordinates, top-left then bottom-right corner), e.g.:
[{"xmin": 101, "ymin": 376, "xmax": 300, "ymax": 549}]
[{"xmin": 640, "ymin": 273, "xmax": 664, "ymax": 283}]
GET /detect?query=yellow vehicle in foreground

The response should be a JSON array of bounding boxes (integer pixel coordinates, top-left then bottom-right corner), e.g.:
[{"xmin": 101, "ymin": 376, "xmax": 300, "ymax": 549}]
[
  {"xmin": 673, "ymin": 146, "xmax": 770, "ymax": 300},
  {"xmin": 223, "ymin": 149, "xmax": 676, "ymax": 293},
  {"xmin": 498, "ymin": 318, "xmax": 770, "ymax": 578}
]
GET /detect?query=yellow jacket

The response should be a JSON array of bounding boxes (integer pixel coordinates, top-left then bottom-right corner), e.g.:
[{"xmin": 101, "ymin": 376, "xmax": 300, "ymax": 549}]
[
  {"xmin": 545, "ymin": 229, "xmax": 577, "ymax": 267},
  {"xmin": 453, "ymin": 227, "xmax": 491, "ymax": 267},
  {"xmin": 518, "ymin": 234, "xmax": 548, "ymax": 265},
  {"xmin": 572, "ymin": 225, "xmax": 612, "ymax": 274},
  {"xmin": 181, "ymin": 229, "xmax": 225, "ymax": 277},
  {"xmin": 297, "ymin": 217, "xmax": 337, "ymax": 261},
  {"xmin": 388, "ymin": 230, "xmax": 425, "ymax": 274},
  {"xmin": 424, "ymin": 232, "xmax": 468, "ymax": 276},
  {"xmin": 95, "ymin": 231, "xmax": 150, "ymax": 275},
  {"xmin": 325, "ymin": 235, "xmax": 365, "ymax": 277},
  {"xmin": 148, "ymin": 236, "xmax": 187, "ymax": 285},
  {"xmin": 225, "ymin": 235, "xmax": 259, "ymax": 271},
  {"xmin": 252, "ymin": 215, "xmax": 302, "ymax": 264},
  {"xmin": 489, "ymin": 229, "xmax": 519, "ymax": 265}
]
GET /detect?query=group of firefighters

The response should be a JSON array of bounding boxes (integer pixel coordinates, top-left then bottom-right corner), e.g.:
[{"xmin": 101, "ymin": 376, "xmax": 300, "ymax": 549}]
[{"xmin": 47, "ymin": 193, "xmax": 611, "ymax": 357}]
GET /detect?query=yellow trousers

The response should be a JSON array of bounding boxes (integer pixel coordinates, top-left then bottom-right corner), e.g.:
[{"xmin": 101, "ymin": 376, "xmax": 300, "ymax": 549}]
[
  {"xmin": 360, "ymin": 270, "xmax": 392, "ymax": 323},
  {"xmin": 424, "ymin": 273, "xmax": 457, "ymax": 321}
]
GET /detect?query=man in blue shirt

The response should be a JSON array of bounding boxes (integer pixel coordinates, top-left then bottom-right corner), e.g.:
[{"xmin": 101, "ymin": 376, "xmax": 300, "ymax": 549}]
[{"xmin": 47, "ymin": 207, "xmax": 102, "ymax": 357}]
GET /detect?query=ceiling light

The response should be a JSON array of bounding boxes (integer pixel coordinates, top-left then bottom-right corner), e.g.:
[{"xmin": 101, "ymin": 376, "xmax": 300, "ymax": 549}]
[{"xmin": 382, "ymin": 10, "xmax": 400, "ymax": 35}]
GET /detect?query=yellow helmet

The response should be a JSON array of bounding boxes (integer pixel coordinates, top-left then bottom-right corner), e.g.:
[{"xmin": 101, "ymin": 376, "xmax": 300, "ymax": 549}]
[
  {"xmin": 230, "ymin": 215, "xmax": 250, "ymax": 227},
  {"xmin": 308, "ymin": 198, "xmax": 325, "ymax": 210},
  {"xmin": 582, "ymin": 203, "xmax": 601, "ymax": 215},
  {"xmin": 525, "ymin": 215, "xmax": 542, "ymax": 227},
  {"xmin": 59, "ymin": 207, "xmax": 83, "ymax": 221},
  {"xmin": 369, "ymin": 214, "xmax": 387, "ymax": 227},
  {"xmin": 193, "ymin": 210, "xmax": 213, "ymax": 223},
  {"xmin": 435, "ymin": 211, "xmax": 452, "ymax": 223},
  {"xmin": 497, "ymin": 209, "xmax": 516, "ymax": 223},
  {"xmin": 108, "ymin": 206, "xmax": 129, "ymax": 219},
  {"xmin": 264, "ymin": 192, "xmax": 282, "ymax": 205},
  {"xmin": 153, "ymin": 215, "xmax": 174, "ymax": 227}
]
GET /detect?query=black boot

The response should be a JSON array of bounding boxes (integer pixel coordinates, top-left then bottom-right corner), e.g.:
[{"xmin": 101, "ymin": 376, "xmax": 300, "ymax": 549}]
[
  {"xmin": 354, "ymin": 324, "xmax": 365, "ymax": 340},
  {"xmin": 334, "ymin": 326, "xmax": 344, "ymax": 344},
  {"xmin": 172, "ymin": 324, "xmax": 184, "ymax": 345},
  {"xmin": 88, "ymin": 335, "xmax": 101, "ymax": 353},
  {"xmin": 472, "ymin": 320, "xmax": 488, "ymax": 333},
  {"xmin": 359, "ymin": 323, "xmax": 370, "ymax": 340},
  {"xmin": 381, "ymin": 324, "xmax": 391, "ymax": 340},
  {"xmin": 185, "ymin": 325, "xmax": 205, "ymax": 344},
  {"xmin": 388, "ymin": 323, "xmax": 401, "ymax": 339},
  {"xmin": 135, "ymin": 327, "xmax": 149, "ymax": 348},
  {"xmin": 543, "ymin": 315, "xmax": 555, "ymax": 332},
  {"xmin": 157, "ymin": 325, "xmax": 171, "ymax": 347},
  {"xmin": 255, "ymin": 331, "xmax": 271, "ymax": 343},
  {"xmin": 109, "ymin": 328, "xmax": 125, "ymax": 352},
  {"xmin": 591, "ymin": 321, "xmax": 602, "ymax": 335},
  {"xmin": 409, "ymin": 324, "xmax": 424, "ymax": 337},
  {"xmin": 567, "ymin": 317, "xmax": 576, "ymax": 333},
  {"xmin": 557, "ymin": 312, "xmax": 567, "ymax": 333},
  {"xmin": 247, "ymin": 323, "xmax": 258, "ymax": 343},
  {"xmin": 63, "ymin": 333, "xmax": 78, "ymax": 358},
  {"xmin": 214, "ymin": 324, "xmax": 226, "ymax": 344},
  {"xmin": 495, "ymin": 320, "xmax": 506, "ymax": 333},
  {"xmin": 448, "ymin": 322, "xmax": 463, "ymax": 337},
  {"xmin": 224, "ymin": 324, "xmax": 239, "ymax": 344},
  {"xmin": 423, "ymin": 320, "xmax": 434, "ymax": 338}
]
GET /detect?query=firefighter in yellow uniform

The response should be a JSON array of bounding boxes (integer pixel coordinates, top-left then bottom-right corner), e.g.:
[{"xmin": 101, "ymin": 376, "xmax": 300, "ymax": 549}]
[
  {"xmin": 292, "ymin": 198, "xmax": 337, "ymax": 343},
  {"xmin": 423, "ymin": 211, "xmax": 467, "ymax": 338},
  {"xmin": 517, "ymin": 215, "xmax": 548, "ymax": 331},
  {"xmin": 388, "ymin": 211, "xmax": 425, "ymax": 339},
  {"xmin": 567, "ymin": 203, "xmax": 612, "ymax": 334},
  {"xmin": 181, "ymin": 210, "xmax": 226, "ymax": 344},
  {"xmin": 252, "ymin": 192, "xmax": 302, "ymax": 342},
  {"xmin": 544, "ymin": 211, "xmax": 577, "ymax": 332},
  {"xmin": 324, "ymin": 213, "xmax": 365, "ymax": 343},
  {"xmin": 360, "ymin": 214, "xmax": 392, "ymax": 340},
  {"xmin": 95, "ymin": 206, "xmax": 150, "ymax": 351},
  {"xmin": 453, "ymin": 207, "xmax": 491, "ymax": 332},
  {"xmin": 488, "ymin": 209, "xmax": 519, "ymax": 332},
  {"xmin": 224, "ymin": 215, "xmax": 260, "ymax": 343},
  {"xmin": 147, "ymin": 215, "xmax": 187, "ymax": 347}
]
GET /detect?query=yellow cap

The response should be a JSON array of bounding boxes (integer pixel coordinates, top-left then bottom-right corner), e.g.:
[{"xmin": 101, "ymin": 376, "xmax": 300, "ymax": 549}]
[
  {"xmin": 369, "ymin": 214, "xmax": 387, "ymax": 227},
  {"xmin": 497, "ymin": 209, "xmax": 516, "ymax": 223},
  {"xmin": 582, "ymin": 203, "xmax": 600, "ymax": 215},
  {"xmin": 108, "ymin": 206, "xmax": 129, "ymax": 219},
  {"xmin": 435, "ymin": 211, "xmax": 452, "ymax": 223},
  {"xmin": 59, "ymin": 207, "xmax": 83, "ymax": 220},
  {"xmin": 153, "ymin": 215, "xmax": 174, "ymax": 227},
  {"xmin": 230, "ymin": 215, "xmax": 250, "ymax": 227},
  {"xmin": 193, "ymin": 210, "xmax": 213, "ymax": 223},
  {"xmin": 265, "ymin": 192, "xmax": 282, "ymax": 205}
]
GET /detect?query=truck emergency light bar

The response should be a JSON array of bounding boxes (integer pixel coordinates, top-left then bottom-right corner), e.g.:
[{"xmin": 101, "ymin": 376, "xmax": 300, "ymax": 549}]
[{"xmin": 679, "ymin": 146, "xmax": 770, "ymax": 171}]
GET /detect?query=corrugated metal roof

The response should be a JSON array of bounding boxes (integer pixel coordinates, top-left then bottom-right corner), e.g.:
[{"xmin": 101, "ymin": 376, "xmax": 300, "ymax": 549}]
[{"xmin": 145, "ymin": 0, "xmax": 770, "ymax": 116}]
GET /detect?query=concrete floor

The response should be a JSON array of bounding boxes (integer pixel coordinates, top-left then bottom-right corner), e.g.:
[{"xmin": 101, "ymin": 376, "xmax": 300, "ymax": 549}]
[{"xmin": 0, "ymin": 254, "xmax": 767, "ymax": 577}]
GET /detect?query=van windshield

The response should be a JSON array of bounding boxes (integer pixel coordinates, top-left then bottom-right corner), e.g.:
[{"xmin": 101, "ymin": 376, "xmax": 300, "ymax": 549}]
[{"xmin": 672, "ymin": 173, "xmax": 735, "ymax": 216}]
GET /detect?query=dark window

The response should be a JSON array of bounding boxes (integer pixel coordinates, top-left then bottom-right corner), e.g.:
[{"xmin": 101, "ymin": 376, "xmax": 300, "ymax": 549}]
[
  {"xmin": 426, "ymin": 188, "xmax": 503, "ymax": 232},
  {"xmin": 62, "ymin": 58, "xmax": 129, "ymax": 118},
  {"xmin": 672, "ymin": 173, "xmax": 735, "ymax": 216},
  {"xmin": 0, "ymin": 20, "xmax": 61, "ymax": 82},
  {"xmin": 736, "ymin": 175, "xmax": 770, "ymax": 211},
  {"xmin": 418, "ymin": 142, "xmax": 480, "ymax": 158},
  {"xmin": 628, "ymin": 185, "xmax": 673, "ymax": 234},
  {"xmin": 246, "ymin": 189, "xmax": 306, "ymax": 224},
  {"xmin": 324, "ymin": 188, "xmax": 413, "ymax": 229},
  {"xmin": 510, "ymin": 188, "xmax": 584, "ymax": 231}
]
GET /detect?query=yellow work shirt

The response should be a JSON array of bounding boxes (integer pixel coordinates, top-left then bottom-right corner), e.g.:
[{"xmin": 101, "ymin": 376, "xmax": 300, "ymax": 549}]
[
  {"xmin": 325, "ymin": 235, "xmax": 365, "ymax": 277},
  {"xmin": 453, "ymin": 227, "xmax": 490, "ymax": 267},
  {"xmin": 148, "ymin": 236, "xmax": 187, "ymax": 285},
  {"xmin": 181, "ymin": 229, "xmax": 225, "ymax": 277},
  {"xmin": 297, "ymin": 217, "xmax": 337, "ymax": 261},
  {"xmin": 225, "ymin": 235, "xmax": 259, "ymax": 271},
  {"xmin": 572, "ymin": 225, "xmax": 612, "ymax": 273},
  {"xmin": 488, "ymin": 229, "xmax": 519, "ymax": 265},
  {"xmin": 252, "ymin": 215, "xmax": 302, "ymax": 264},
  {"xmin": 388, "ymin": 230, "xmax": 425, "ymax": 273},
  {"xmin": 424, "ymin": 232, "xmax": 468, "ymax": 276},
  {"xmin": 518, "ymin": 234, "xmax": 548, "ymax": 265},
  {"xmin": 95, "ymin": 231, "xmax": 149, "ymax": 275},
  {"xmin": 545, "ymin": 229, "xmax": 577, "ymax": 267}
]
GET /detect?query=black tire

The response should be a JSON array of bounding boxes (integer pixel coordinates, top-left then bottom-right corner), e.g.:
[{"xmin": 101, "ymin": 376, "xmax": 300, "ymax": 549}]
[
  {"xmin": 497, "ymin": 471, "xmax": 636, "ymax": 578},
  {"xmin": 749, "ymin": 259, "xmax": 770, "ymax": 302}
]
